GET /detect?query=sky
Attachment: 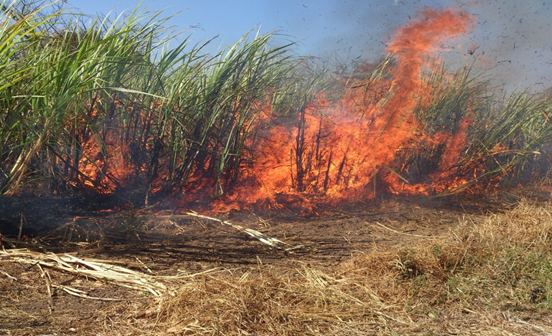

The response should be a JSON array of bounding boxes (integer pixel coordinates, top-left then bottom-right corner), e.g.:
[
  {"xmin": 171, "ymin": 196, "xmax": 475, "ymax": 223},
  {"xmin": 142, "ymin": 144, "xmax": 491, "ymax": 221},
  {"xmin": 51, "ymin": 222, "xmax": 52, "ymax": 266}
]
[{"xmin": 65, "ymin": 0, "xmax": 552, "ymax": 92}]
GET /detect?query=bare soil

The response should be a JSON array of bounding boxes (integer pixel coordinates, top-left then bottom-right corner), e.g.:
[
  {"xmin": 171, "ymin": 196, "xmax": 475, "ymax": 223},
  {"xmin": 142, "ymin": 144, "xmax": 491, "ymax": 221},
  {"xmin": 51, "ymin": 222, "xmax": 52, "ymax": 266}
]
[{"xmin": 0, "ymin": 191, "xmax": 548, "ymax": 335}]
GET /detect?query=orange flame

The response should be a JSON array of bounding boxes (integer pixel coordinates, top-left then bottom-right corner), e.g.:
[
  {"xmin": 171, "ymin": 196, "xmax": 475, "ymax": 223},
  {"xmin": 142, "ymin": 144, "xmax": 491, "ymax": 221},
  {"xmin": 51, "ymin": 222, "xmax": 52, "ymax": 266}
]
[
  {"xmin": 75, "ymin": 8, "xmax": 477, "ymax": 213},
  {"xmin": 204, "ymin": 8, "xmax": 475, "ymax": 212}
]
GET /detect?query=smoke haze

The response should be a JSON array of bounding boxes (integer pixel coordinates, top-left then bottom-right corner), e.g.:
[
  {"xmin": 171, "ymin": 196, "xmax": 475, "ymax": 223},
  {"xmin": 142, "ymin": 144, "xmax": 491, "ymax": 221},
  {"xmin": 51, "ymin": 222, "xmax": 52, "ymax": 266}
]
[{"xmin": 266, "ymin": 0, "xmax": 552, "ymax": 92}]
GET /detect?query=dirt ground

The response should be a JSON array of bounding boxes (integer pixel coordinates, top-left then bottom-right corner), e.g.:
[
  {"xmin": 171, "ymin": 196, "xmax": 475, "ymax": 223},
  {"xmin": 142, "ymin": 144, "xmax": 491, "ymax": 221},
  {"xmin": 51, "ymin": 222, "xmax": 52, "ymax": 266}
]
[{"xmin": 0, "ymin": 191, "xmax": 547, "ymax": 335}]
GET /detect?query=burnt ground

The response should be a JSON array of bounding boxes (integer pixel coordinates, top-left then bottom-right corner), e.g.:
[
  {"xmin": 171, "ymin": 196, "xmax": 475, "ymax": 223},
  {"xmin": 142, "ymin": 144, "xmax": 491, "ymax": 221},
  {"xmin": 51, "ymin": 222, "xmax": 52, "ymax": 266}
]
[{"xmin": 0, "ymin": 190, "xmax": 546, "ymax": 335}]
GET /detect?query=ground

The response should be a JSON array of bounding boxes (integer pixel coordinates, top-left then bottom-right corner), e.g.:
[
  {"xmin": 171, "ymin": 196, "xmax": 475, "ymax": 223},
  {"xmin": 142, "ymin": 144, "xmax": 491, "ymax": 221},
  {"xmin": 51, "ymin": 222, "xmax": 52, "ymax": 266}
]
[{"xmin": 1, "ymin": 191, "xmax": 551, "ymax": 335}]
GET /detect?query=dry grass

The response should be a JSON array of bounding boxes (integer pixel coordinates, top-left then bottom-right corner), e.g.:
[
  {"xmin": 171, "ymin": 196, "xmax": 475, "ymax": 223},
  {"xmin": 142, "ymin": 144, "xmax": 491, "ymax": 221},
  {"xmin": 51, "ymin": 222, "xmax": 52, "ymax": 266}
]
[
  {"xmin": 3, "ymin": 196, "xmax": 552, "ymax": 335},
  {"xmin": 125, "ymin": 198, "xmax": 552, "ymax": 335}
]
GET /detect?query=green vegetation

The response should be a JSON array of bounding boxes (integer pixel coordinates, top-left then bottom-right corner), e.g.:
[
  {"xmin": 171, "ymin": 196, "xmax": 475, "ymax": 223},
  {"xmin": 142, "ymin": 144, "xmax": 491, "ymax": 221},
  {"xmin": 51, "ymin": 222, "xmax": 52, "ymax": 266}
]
[
  {"xmin": 3, "ymin": 3, "xmax": 552, "ymax": 335},
  {"xmin": 0, "ymin": 0, "xmax": 299, "ymax": 199},
  {"xmin": 0, "ymin": 0, "xmax": 551, "ymax": 205}
]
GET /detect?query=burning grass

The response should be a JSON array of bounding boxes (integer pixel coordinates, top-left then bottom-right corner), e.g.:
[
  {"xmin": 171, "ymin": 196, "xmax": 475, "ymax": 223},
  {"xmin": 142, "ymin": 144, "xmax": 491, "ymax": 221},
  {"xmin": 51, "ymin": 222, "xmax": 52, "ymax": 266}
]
[
  {"xmin": 2, "ymin": 1, "xmax": 552, "ymax": 335},
  {"xmin": 0, "ymin": 1, "xmax": 551, "ymax": 212},
  {"xmin": 134, "ymin": 197, "xmax": 552, "ymax": 335}
]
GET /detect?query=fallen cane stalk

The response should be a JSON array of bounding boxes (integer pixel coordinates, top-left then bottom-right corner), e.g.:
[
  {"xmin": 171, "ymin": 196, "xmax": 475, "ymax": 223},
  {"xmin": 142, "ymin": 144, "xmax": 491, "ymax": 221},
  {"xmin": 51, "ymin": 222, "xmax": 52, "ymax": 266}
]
[
  {"xmin": 0, "ymin": 249, "xmax": 223, "ymax": 297},
  {"xmin": 37, "ymin": 264, "xmax": 53, "ymax": 314},
  {"xmin": 57, "ymin": 285, "xmax": 122, "ymax": 301},
  {"xmin": 138, "ymin": 212, "xmax": 302, "ymax": 251},
  {"xmin": 183, "ymin": 211, "xmax": 301, "ymax": 251},
  {"xmin": 0, "ymin": 270, "xmax": 18, "ymax": 281}
]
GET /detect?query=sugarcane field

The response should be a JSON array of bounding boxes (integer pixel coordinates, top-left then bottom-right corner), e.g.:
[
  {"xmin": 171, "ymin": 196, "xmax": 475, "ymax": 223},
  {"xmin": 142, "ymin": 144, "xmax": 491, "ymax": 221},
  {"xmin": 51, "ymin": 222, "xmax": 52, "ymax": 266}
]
[{"xmin": 2, "ymin": 1, "xmax": 552, "ymax": 335}]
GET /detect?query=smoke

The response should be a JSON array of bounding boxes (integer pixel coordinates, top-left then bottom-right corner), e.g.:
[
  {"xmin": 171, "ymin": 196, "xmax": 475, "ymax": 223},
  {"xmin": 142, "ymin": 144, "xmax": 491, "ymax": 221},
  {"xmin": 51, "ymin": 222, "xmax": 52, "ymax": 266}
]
[
  {"xmin": 464, "ymin": 1, "xmax": 552, "ymax": 92},
  {"xmin": 266, "ymin": 0, "xmax": 552, "ymax": 92}
]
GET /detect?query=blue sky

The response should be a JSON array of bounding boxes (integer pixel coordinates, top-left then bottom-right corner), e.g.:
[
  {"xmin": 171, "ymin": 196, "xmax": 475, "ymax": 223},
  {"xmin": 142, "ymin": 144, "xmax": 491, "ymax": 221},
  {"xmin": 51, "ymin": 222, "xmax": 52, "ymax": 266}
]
[
  {"xmin": 66, "ymin": 0, "xmax": 461, "ymax": 58},
  {"xmin": 66, "ymin": 0, "xmax": 552, "ymax": 91}
]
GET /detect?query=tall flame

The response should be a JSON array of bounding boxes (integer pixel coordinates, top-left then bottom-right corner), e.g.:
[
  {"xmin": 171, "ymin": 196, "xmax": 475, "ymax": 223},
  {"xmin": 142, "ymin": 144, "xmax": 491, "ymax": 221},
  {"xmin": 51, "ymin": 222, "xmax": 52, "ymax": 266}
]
[
  {"xmin": 74, "ymin": 8, "xmax": 476, "ymax": 213},
  {"xmin": 203, "ymin": 8, "xmax": 475, "ymax": 212}
]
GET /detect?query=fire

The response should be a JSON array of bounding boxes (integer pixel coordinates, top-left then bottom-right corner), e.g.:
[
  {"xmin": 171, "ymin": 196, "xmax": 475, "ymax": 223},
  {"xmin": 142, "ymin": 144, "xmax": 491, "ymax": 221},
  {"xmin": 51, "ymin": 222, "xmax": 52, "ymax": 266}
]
[
  {"xmin": 77, "ymin": 132, "xmax": 130, "ymax": 193},
  {"xmin": 206, "ymin": 8, "xmax": 475, "ymax": 211},
  {"xmin": 75, "ymin": 8, "xmax": 478, "ymax": 212},
  {"xmin": 74, "ymin": 99, "xmax": 144, "ymax": 194}
]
